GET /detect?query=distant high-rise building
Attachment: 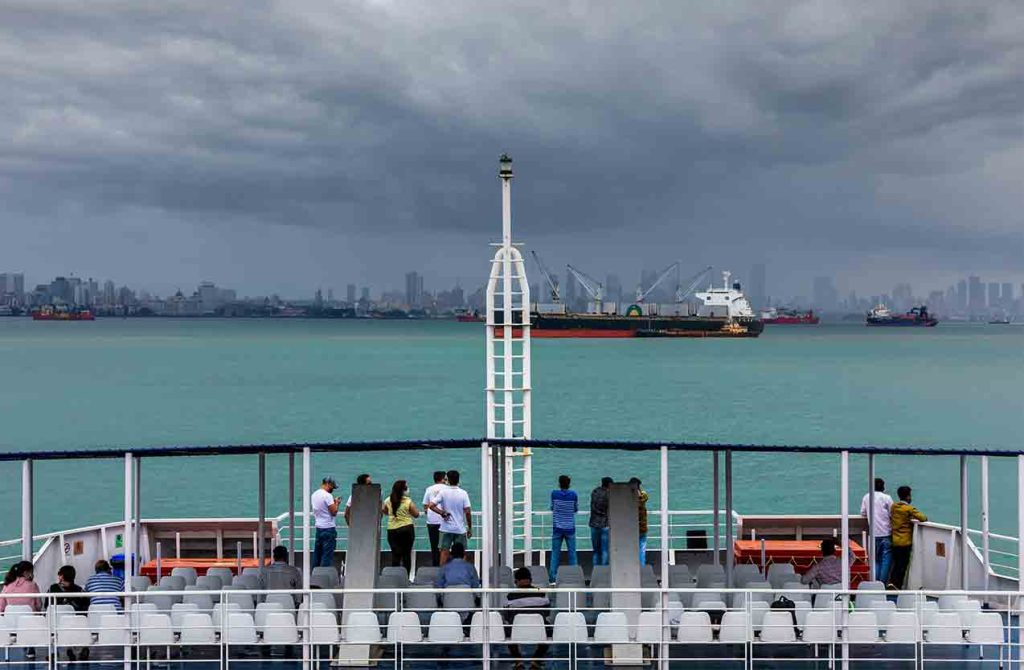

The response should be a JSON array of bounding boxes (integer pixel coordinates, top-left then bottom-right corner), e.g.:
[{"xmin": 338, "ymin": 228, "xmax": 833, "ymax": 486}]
[
  {"xmin": 987, "ymin": 282, "xmax": 1000, "ymax": 310},
  {"xmin": 103, "ymin": 280, "xmax": 116, "ymax": 306},
  {"xmin": 812, "ymin": 276, "xmax": 838, "ymax": 311},
  {"xmin": 748, "ymin": 264, "xmax": 766, "ymax": 310},
  {"xmin": 564, "ymin": 270, "xmax": 578, "ymax": 310},
  {"xmin": 360, "ymin": 286, "xmax": 370, "ymax": 302},
  {"xmin": 346, "ymin": 284, "xmax": 356, "ymax": 304},
  {"xmin": 955, "ymin": 279, "xmax": 968, "ymax": 312},
  {"xmin": 968, "ymin": 276, "xmax": 985, "ymax": 313},
  {"xmin": 405, "ymin": 271, "xmax": 424, "ymax": 307},
  {"xmin": 0, "ymin": 272, "xmax": 25, "ymax": 303},
  {"xmin": 892, "ymin": 283, "xmax": 913, "ymax": 312},
  {"xmin": 1001, "ymin": 283, "xmax": 1013, "ymax": 308}
]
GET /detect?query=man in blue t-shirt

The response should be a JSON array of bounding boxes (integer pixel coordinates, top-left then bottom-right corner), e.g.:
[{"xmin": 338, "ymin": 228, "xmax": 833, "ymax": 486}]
[{"xmin": 548, "ymin": 474, "xmax": 579, "ymax": 583}]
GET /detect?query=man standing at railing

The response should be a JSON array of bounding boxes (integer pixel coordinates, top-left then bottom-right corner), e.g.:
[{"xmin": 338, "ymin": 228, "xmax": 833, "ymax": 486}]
[
  {"xmin": 311, "ymin": 475, "xmax": 341, "ymax": 568},
  {"xmin": 548, "ymin": 474, "xmax": 578, "ymax": 583},
  {"xmin": 427, "ymin": 469, "xmax": 473, "ymax": 565},
  {"xmin": 889, "ymin": 485, "xmax": 927, "ymax": 590},
  {"xmin": 860, "ymin": 477, "xmax": 894, "ymax": 583},
  {"xmin": 422, "ymin": 471, "xmax": 447, "ymax": 566},
  {"xmin": 589, "ymin": 477, "xmax": 612, "ymax": 567}
]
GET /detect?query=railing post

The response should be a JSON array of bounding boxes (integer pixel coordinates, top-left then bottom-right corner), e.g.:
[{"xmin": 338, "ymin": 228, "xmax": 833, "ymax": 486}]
[
  {"xmin": 21, "ymin": 459, "xmax": 33, "ymax": 562},
  {"xmin": 258, "ymin": 451, "xmax": 267, "ymax": 582},
  {"xmin": 480, "ymin": 441, "xmax": 491, "ymax": 669},
  {"xmin": 868, "ymin": 453, "xmax": 875, "ymax": 580},
  {"xmin": 123, "ymin": 452, "xmax": 133, "ymax": 593},
  {"xmin": 288, "ymin": 451, "xmax": 296, "ymax": 566},
  {"xmin": 713, "ymin": 450, "xmax": 720, "ymax": 567},
  {"xmin": 981, "ymin": 455, "xmax": 990, "ymax": 590},
  {"xmin": 302, "ymin": 447, "xmax": 311, "ymax": 590},
  {"xmin": 659, "ymin": 445, "xmax": 670, "ymax": 670},
  {"xmin": 724, "ymin": 450, "xmax": 733, "ymax": 587},
  {"xmin": 840, "ymin": 450, "xmax": 849, "ymax": 670},
  {"xmin": 1017, "ymin": 456, "xmax": 1023, "ymax": 589},
  {"xmin": 134, "ymin": 457, "xmax": 142, "ymax": 574}
]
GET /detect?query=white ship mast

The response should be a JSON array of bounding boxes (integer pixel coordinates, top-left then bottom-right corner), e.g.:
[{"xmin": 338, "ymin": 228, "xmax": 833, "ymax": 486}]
[{"xmin": 485, "ymin": 154, "xmax": 532, "ymax": 565}]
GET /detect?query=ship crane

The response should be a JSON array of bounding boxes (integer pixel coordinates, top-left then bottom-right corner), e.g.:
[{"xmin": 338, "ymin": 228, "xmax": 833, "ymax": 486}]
[
  {"xmin": 566, "ymin": 264, "xmax": 605, "ymax": 313},
  {"xmin": 530, "ymin": 250, "xmax": 561, "ymax": 303},
  {"xmin": 635, "ymin": 261, "xmax": 680, "ymax": 303},
  {"xmin": 677, "ymin": 266, "xmax": 714, "ymax": 302}
]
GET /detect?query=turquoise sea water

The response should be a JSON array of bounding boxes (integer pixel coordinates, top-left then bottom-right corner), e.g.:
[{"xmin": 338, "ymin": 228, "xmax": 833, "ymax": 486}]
[{"xmin": 0, "ymin": 318, "xmax": 1021, "ymax": 539}]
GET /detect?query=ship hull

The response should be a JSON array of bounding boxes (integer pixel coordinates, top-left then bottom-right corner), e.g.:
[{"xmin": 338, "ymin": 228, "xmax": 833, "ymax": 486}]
[
  {"xmin": 530, "ymin": 313, "xmax": 764, "ymax": 338},
  {"xmin": 866, "ymin": 318, "xmax": 937, "ymax": 327},
  {"xmin": 32, "ymin": 311, "xmax": 95, "ymax": 321}
]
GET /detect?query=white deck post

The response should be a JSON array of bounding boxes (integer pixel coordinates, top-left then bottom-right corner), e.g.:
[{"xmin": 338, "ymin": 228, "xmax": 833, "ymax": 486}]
[
  {"xmin": 123, "ymin": 453, "xmax": 133, "ymax": 592},
  {"xmin": 21, "ymin": 459, "xmax": 32, "ymax": 562},
  {"xmin": 258, "ymin": 451, "xmax": 266, "ymax": 577},
  {"xmin": 301, "ymin": 447, "xmax": 311, "ymax": 590},
  {"xmin": 659, "ymin": 446, "xmax": 670, "ymax": 670},
  {"xmin": 1018, "ymin": 456, "xmax": 1024, "ymax": 590},
  {"xmin": 133, "ymin": 458, "xmax": 141, "ymax": 574},
  {"xmin": 480, "ymin": 441, "xmax": 491, "ymax": 667},
  {"xmin": 713, "ymin": 450, "xmax": 720, "ymax": 566},
  {"xmin": 981, "ymin": 456, "xmax": 990, "ymax": 590},
  {"xmin": 960, "ymin": 455, "xmax": 968, "ymax": 590},
  {"xmin": 724, "ymin": 450, "xmax": 733, "ymax": 587},
  {"xmin": 840, "ymin": 450, "xmax": 850, "ymax": 670},
  {"xmin": 288, "ymin": 452, "xmax": 296, "ymax": 566},
  {"xmin": 867, "ymin": 454, "xmax": 875, "ymax": 579}
]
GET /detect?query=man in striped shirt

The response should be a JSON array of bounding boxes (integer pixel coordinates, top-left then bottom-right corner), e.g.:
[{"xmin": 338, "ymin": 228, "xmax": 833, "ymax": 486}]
[
  {"xmin": 548, "ymin": 475, "xmax": 579, "ymax": 583},
  {"xmin": 84, "ymin": 560, "xmax": 124, "ymax": 610}
]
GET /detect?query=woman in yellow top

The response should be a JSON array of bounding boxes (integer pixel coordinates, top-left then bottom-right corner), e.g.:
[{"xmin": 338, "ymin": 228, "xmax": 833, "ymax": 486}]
[{"xmin": 382, "ymin": 480, "xmax": 420, "ymax": 573}]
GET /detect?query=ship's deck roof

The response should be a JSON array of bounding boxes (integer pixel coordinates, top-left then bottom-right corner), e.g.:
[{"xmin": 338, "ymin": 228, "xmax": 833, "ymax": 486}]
[{"xmin": 1, "ymin": 437, "xmax": 1022, "ymax": 462}]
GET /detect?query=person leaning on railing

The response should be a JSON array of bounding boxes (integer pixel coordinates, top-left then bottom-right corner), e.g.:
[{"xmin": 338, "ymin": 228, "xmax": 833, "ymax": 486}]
[{"xmin": 889, "ymin": 486, "xmax": 927, "ymax": 590}]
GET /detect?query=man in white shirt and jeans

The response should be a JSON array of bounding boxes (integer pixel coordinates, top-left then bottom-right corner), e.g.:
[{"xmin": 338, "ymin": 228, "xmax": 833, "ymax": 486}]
[
  {"xmin": 311, "ymin": 476, "xmax": 341, "ymax": 568},
  {"xmin": 860, "ymin": 477, "xmax": 894, "ymax": 583},
  {"xmin": 427, "ymin": 469, "xmax": 472, "ymax": 565},
  {"xmin": 422, "ymin": 471, "xmax": 447, "ymax": 566}
]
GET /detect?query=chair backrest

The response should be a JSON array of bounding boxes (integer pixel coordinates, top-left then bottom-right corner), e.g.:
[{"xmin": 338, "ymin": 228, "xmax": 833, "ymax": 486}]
[
  {"xmin": 593, "ymin": 611, "xmax": 630, "ymax": 643},
  {"xmin": 802, "ymin": 610, "xmax": 837, "ymax": 643},
  {"xmin": 857, "ymin": 580, "xmax": 885, "ymax": 592},
  {"xmin": 171, "ymin": 567, "xmax": 198, "ymax": 586},
  {"xmin": 733, "ymin": 564, "xmax": 762, "ymax": 586},
  {"xmin": 183, "ymin": 592, "xmax": 215, "ymax": 612},
  {"xmin": 160, "ymin": 575, "xmax": 186, "ymax": 591},
  {"xmin": 767, "ymin": 563, "xmax": 797, "ymax": 589},
  {"xmin": 224, "ymin": 592, "xmax": 255, "ymax": 611},
  {"xmin": 925, "ymin": 612, "xmax": 963, "ymax": 643},
  {"xmin": 885, "ymin": 611, "xmax": 920, "ymax": 643},
  {"xmin": 552, "ymin": 611, "xmax": 587, "ymax": 643},
  {"xmin": 693, "ymin": 599, "xmax": 727, "ymax": 611},
  {"xmin": 139, "ymin": 613, "xmax": 175, "ymax": 645},
  {"xmin": 170, "ymin": 602, "xmax": 200, "ymax": 630},
  {"xmin": 380, "ymin": 566, "xmax": 410, "ymax": 584},
  {"xmin": 96, "ymin": 614, "xmax": 129, "ymax": 646},
  {"xmin": 56, "ymin": 614, "xmax": 92, "ymax": 647},
  {"xmin": 896, "ymin": 593, "xmax": 924, "ymax": 611},
  {"xmin": 309, "ymin": 611, "xmax": 341, "ymax": 644},
  {"xmin": 591, "ymin": 565, "xmax": 612, "ymax": 587},
  {"xmin": 507, "ymin": 612, "xmax": 545, "ymax": 643},
  {"xmin": 88, "ymin": 603, "xmax": 118, "ymax": 632},
  {"xmin": 719, "ymin": 611, "xmax": 751, "ymax": 643},
  {"xmin": 241, "ymin": 567, "xmax": 261, "ymax": 579},
  {"xmin": 813, "ymin": 593, "xmax": 840, "ymax": 610},
  {"xmin": 344, "ymin": 611, "xmax": 382, "ymax": 644},
  {"xmin": 675, "ymin": 611, "xmax": 713, "ymax": 643},
  {"xmin": 749, "ymin": 601, "xmax": 770, "ymax": 631},
  {"xmin": 212, "ymin": 602, "xmax": 242, "ymax": 629},
  {"xmin": 226, "ymin": 612, "xmax": 258, "ymax": 644},
  {"xmin": 759, "ymin": 611, "xmax": 796, "ymax": 643},
  {"xmin": 206, "ymin": 568, "xmax": 234, "ymax": 584},
  {"xmin": 634, "ymin": 610, "xmax": 667, "ymax": 644},
  {"xmin": 130, "ymin": 576, "xmax": 152, "ymax": 591},
  {"xmin": 469, "ymin": 611, "xmax": 505, "ymax": 643},
  {"xmin": 180, "ymin": 612, "xmax": 216, "ymax": 644},
  {"xmin": 254, "ymin": 602, "xmax": 284, "ymax": 631},
  {"xmin": 386, "ymin": 611, "xmax": 423, "ymax": 643},
  {"xmin": 937, "ymin": 595, "xmax": 967, "ymax": 611},
  {"xmin": 414, "ymin": 566, "xmax": 441, "ymax": 586},
  {"xmin": 195, "ymin": 576, "xmax": 222, "ymax": 591},
  {"xmin": 262, "ymin": 612, "xmax": 299, "ymax": 644},
  {"xmin": 696, "ymin": 564, "xmax": 725, "ymax": 588},
  {"xmin": 555, "ymin": 564, "xmax": 586, "ymax": 586},
  {"xmin": 846, "ymin": 611, "xmax": 880, "ymax": 643},
  {"xmin": 441, "ymin": 590, "xmax": 476, "ymax": 614},
  {"xmin": 311, "ymin": 566, "xmax": 340, "ymax": 587},
  {"xmin": 527, "ymin": 565, "xmax": 548, "ymax": 587},
  {"xmin": 264, "ymin": 593, "xmax": 296, "ymax": 611},
  {"xmin": 967, "ymin": 611, "xmax": 1003, "ymax": 645},
  {"xmin": 14, "ymin": 615, "xmax": 49, "ymax": 647},
  {"xmin": 427, "ymin": 610, "xmax": 464, "ymax": 643},
  {"xmin": 232, "ymin": 575, "xmax": 259, "ymax": 590}
]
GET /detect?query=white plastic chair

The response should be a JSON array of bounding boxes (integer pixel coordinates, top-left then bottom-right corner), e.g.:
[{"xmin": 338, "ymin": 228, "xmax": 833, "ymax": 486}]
[
  {"xmin": 750, "ymin": 601, "xmax": 770, "ymax": 632},
  {"xmin": 469, "ymin": 611, "xmax": 505, "ymax": 643},
  {"xmin": 696, "ymin": 564, "xmax": 725, "ymax": 588},
  {"xmin": 170, "ymin": 602, "xmax": 199, "ymax": 631},
  {"xmin": 14, "ymin": 615, "xmax": 49, "ymax": 648},
  {"xmin": 937, "ymin": 595, "xmax": 968, "ymax": 612},
  {"xmin": 954, "ymin": 599, "xmax": 982, "ymax": 627},
  {"xmin": 171, "ymin": 567, "xmax": 198, "ymax": 586},
  {"xmin": 768, "ymin": 564, "xmax": 797, "ymax": 589},
  {"xmin": 896, "ymin": 593, "xmax": 924, "ymax": 611},
  {"xmin": 344, "ymin": 611, "xmax": 382, "ymax": 643},
  {"xmin": 308, "ymin": 611, "xmax": 341, "ymax": 644},
  {"xmin": 195, "ymin": 575, "xmax": 222, "ymax": 591},
  {"xmin": 87, "ymin": 603, "xmax": 118, "ymax": 633},
  {"xmin": 56, "ymin": 614, "xmax": 92, "ymax": 648},
  {"xmin": 857, "ymin": 580, "xmax": 885, "ymax": 593},
  {"xmin": 667, "ymin": 564, "xmax": 692, "ymax": 588},
  {"xmin": 552, "ymin": 611, "xmax": 588, "ymax": 643},
  {"xmin": 206, "ymin": 568, "xmax": 234, "ymax": 585},
  {"xmin": 129, "ymin": 576, "xmax": 152, "ymax": 591},
  {"xmin": 96, "ymin": 614, "xmax": 129, "ymax": 646},
  {"xmin": 262, "ymin": 612, "xmax": 299, "ymax": 644},
  {"xmin": 254, "ymin": 602, "xmax": 284, "ymax": 633},
  {"xmin": 310, "ymin": 566, "xmax": 339, "ymax": 589},
  {"xmin": 675, "ymin": 611, "xmax": 712, "ymax": 643},
  {"xmin": 635, "ymin": 611, "xmax": 666, "ymax": 644},
  {"xmin": 224, "ymin": 591, "xmax": 255, "ymax": 611},
  {"xmin": 510, "ymin": 613, "xmax": 547, "ymax": 643},
  {"xmin": 864, "ymin": 600, "xmax": 896, "ymax": 627},
  {"xmin": 180, "ymin": 613, "xmax": 217, "ymax": 645},
  {"xmin": 967, "ymin": 611, "xmax": 1003, "ymax": 645},
  {"xmin": 46, "ymin": 603, "xmax": 75, "ymax": 621},
  {"xmin": 3, "ymin": 604, "xmax": 34, "ymax": 631},
  {"xmin": 183, "ymin": 592, "xmax": 214, "ymax": 612},
  {"xmin": 225, "ymin": 612, "xmax": 258, "ymax": 644},
  {"xmin": 719, "ymin": 611, "xmax": 751, "ymax": 643},
  {"xmin": 846, "ymin": 611, "xmax": 880, "ymax": 643},
  {"xmin": 801, "ymin": 610, "xmax": 837, "ymax": 643},
  {"xmin": 414, "ymin": 566, "xmax": 442, "ymax": 587},
  {"xmin": 694, "ymin": 599, "xmax": 728, "ymax": 611},
  {"xmin": 759, "ymin": 611, "xmax": 796, "ymax": 643},
  {"xmin": 160, "ymin": 575, "xmax": 186, "ymax": 591},
  {"xmin": 734, "ymin": 564, "xmax": 762, "ymax": 586},
  {"xmin": 139, "ymin": 613, "xmax": 175, "ymax": 645},
  {"xmin": 241, "ymin": 567, "xmax": 261, "ymax": 579},
  {"xmin": 128, "ymin": 602, "xmax": 158, "ymax": 628},
  {"xmin": 387, "ymin": 611, "xmax": 423, "ymax": 643},
  {"xmin": 427, "ymin": 611, "xmax": 464, "ymax": 643},
  {"xmin": 232, "ymin": 575, "xmax": 259, "ymax": 590},
  {"xmin": 925, "ymin": 612, "xmax": 963, "ymax": 643},
  {"xmin": 264, "ymin": 593, "xmax": 296, "ymax": 611},
  {"xmin": 212, "ymin": 602, "xmax": 242, "ymax": 629},
  {"xmin": 885, "ymin": 611, "xmax": 919, "ymax": 643}
]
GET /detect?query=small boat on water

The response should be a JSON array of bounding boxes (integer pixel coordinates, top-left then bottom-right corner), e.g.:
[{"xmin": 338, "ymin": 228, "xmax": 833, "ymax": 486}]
[
  {"xmin": 989, "ymin": 316, "xmax": 1012, "ymax": 325},
  {"xmin": 866, "ymin": 304, "xmax": 937, "ymax": 327},
  {"xmin": 455, "ymin": 309, "xmax": 484, "ymax": 322},
  {"xmin": 32, "ymin": 305, "xmax": 95, "ymax": 321},
  {"xmin": 760, "ymin": 307, "xmax": 819, "ymax": 325}
]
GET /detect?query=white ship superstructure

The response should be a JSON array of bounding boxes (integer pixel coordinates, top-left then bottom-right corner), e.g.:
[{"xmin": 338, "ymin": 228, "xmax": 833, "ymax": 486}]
[{"xmin": 694, "ymin": 271, "xmax": 756, "ymax": 319}]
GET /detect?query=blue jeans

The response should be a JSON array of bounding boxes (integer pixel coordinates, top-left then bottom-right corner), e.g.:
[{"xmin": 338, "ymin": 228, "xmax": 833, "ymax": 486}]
[
  {"xmin": 874, "ymin": 535, "xmax": 893, "ymax": 583},
  {"xmin": 549, "ymin": 528, "xmax": 577, "ymax": 583},
  {"xmin": 639, "ymin": 534, "xmax": 648, "ymax": 564},
  {"xmin": 590, "ymin": 527, "xmax": 609, "ymax": 566},
  {"xmin": 313, "ymin": 527, "xmax": 337, "ymax": 568}
]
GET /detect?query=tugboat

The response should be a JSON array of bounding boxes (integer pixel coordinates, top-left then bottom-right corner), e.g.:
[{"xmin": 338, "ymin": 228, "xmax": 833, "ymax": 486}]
[
  {"xmin": 866, "ymin": 304, "xmax": 937, "ymax": 327},
  {"xmin": 32, "ymin": 305, "xmax": 95, "ymax": 321},
  {"xmin": 760, "ymin": 308, "xmax": 820, "ymax": 325}
]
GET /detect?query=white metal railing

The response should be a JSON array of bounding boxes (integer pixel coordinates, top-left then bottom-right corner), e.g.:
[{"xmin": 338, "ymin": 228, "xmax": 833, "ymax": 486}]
[{"xmin": 0, "ymin": 585, "xmax": 1017, "ymax": 668}]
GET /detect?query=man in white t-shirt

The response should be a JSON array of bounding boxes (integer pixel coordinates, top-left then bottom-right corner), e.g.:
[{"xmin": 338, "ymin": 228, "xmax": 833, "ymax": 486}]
[
  {"xmin": 422, "ymin": 471, "xmax": 447, "ymax": 566},
  {"xmin": 343, "ymin": 473, "xmax": 372, "ymax": 526},
  {"xmin": 427, "ymin": 469, "xmax": 472, "ymax": 565},
  {"xmin": 311, "ymin": 476, "xmax": 341, "ymax": 568},
  {"xmin": 860, "ymin": 477, "xmax": 894, "ymax": 583}
]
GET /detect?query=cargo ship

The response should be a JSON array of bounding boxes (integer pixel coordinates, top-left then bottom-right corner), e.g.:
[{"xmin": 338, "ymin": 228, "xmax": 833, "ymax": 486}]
[
  {"xmin": 866, "ymin": 304, "xmax": 937, "ymax": 327},
  {"xmin": 760, "ymin": 307, "xmax": 819, "ymax": 325},
  {"xmin": 31, "ymin": 305, "xmax": 95, "ymax": 321},
  {"xmin": 530, "ymin": 271, "xmax": 763, "ymax": 338},
  {"xmin": 455, "ymin": 309, "xmax": 484, "ymax": 322}
]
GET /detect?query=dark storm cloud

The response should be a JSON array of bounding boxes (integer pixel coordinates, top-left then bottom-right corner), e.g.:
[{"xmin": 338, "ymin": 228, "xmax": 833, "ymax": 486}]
[{"xmin": 2, "ymin": 1, "xmax": 1023, "ymax": 292}]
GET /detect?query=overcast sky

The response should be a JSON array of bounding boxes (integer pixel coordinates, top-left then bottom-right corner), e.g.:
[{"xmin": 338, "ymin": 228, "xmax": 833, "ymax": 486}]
[{"xmin": 2, "ymin": 1, "xmax": 1023, "ymax": 299}]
